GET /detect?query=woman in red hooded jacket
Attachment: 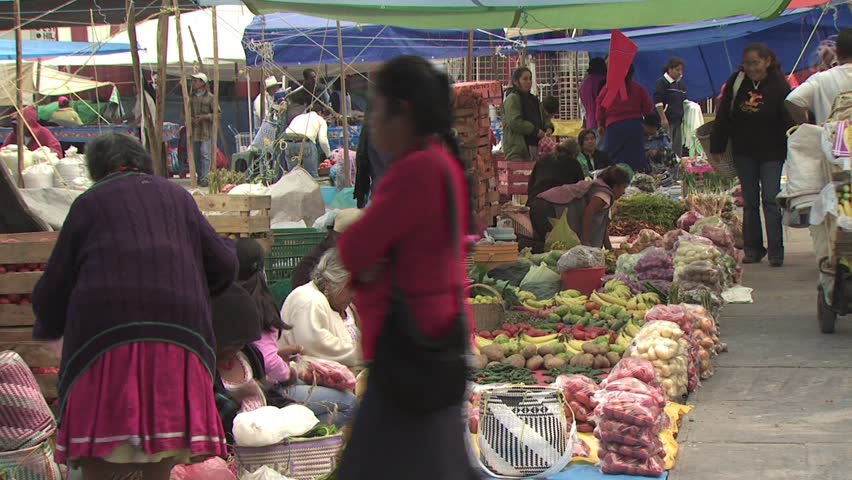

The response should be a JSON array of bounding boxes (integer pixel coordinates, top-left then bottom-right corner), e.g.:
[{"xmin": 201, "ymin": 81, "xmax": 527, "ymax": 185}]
[{"xmin": 2, "ymin": 107, "xmax": 63, "ymax": 158}]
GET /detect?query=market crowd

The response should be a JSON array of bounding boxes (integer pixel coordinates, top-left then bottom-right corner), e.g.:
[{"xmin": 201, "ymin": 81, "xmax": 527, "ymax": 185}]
[{"xmin": 3, "ymin": 25, "xmax": 852, "ymax": 480}]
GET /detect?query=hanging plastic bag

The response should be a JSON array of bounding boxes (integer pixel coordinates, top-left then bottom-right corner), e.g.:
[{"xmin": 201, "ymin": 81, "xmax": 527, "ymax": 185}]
[
  {"xmin": 239, "ymin": 466, "xmax": 295, "ymax": 480},
  {"xmin": 544, "ymin": 209, "xmax": 581, "ymax": 251},
  {"xmin": 170, "ymin": 458, "xmax": 236, "ymax": 480},
  {"xmin": 293, "ymin": 357, "xmax": 356, "ymax": 391}
]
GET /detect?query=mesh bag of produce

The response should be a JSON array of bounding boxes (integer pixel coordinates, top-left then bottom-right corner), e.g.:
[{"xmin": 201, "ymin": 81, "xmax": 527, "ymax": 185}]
[
  {"xmin": 674, "ymin": 238, "xmax": 722, "ymax": 268},
  {"xmin": 625, "ymin": 321, "xmax": 689, "ymax": 400},
  {"xmin": 645, "ymin": 305, "xmax": 692, "ymax": 335},
  {"xmin": 616, "ymin": 253, "xmax": 643, "ymax": 277},
  {"xmin": 594, "ymin": 418, "xmax": 665, "ymax": 448},
  {"xmin": 601, "ymin": 436, "xmax": 665, "ymax": 461},
  {"xmin": 557, "ymin": 246, "xmax": 606, "ymax": 272},
  {"xmin": 676, "ymin": 210, "xmax": 704, "ymax": 231},
  {"xmin": 593, "ymin": 391, "xmax": 664, "ymax": 428},
  {"xmin": 599, "ymin": 451, "xmax": 665, "ymax": 477},
  {"xmin": 662, "ymin": 229, "xmax": 688, "ymax": 251},
  {"xmin": 674, "ymin": 260, "xmax": 724, "ymax": 291},
  {"xmin": 601, "ymin": 358, "xmax": 659, "ymax": 387},
  {"xmin": 631, "ymin": 229, "xmax": 663, "ymax": 253},
  {"xmin": 635, "ymin": 247, "xmax": 674, "ymax": 282},
  {"xmin": 599, "ymin": 377, "xmax": 666, "ymax": 408}
]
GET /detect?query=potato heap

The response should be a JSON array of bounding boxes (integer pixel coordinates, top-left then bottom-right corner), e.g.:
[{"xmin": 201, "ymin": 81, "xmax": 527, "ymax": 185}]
[{"xmin": 625, "ymin": 321, "xmax": 688, "ymax": 400}]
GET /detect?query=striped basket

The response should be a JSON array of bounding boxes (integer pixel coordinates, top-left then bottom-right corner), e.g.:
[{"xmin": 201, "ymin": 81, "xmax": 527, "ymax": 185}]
[
  {"xmin": 234, "ymin": 433, "xmax": 344, "ymax": 480},
  {"xmin": 0, "ymin": 351, "xmax": 56, "ymax": 452}
]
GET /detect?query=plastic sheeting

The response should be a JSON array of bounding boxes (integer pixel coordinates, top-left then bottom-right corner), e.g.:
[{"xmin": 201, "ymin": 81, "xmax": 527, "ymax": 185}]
[
  {"xmin": 241, "ymin": 0, "xmax": 791, "ymax": 30},
  {"xmin": 242, "ymin": 13, "xmax": 508, "ymax": 68}
]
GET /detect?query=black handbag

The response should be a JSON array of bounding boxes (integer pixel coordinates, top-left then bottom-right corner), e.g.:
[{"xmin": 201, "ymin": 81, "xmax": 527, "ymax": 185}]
[{"xmin": 369, "ymin": 163, "xmax": 470, "ymax": 414}]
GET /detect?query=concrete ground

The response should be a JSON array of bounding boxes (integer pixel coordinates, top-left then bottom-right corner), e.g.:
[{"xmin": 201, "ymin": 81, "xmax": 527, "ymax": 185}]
[{"xmin": 670, "ymin": 228, "xmax": 852, "ymax": 480}]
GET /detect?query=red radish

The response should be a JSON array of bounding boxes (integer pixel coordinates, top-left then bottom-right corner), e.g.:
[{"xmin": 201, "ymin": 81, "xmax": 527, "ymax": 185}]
[
  {"xmin": 0, "ymin": 266, "xmax": 5, "ymax": 274},
  {"xmin": 6, "ymin": 294, "xmax": 20, "ymax": 304},
  {"xmin": 19, "ymin": 299, "xmax": 30, "ymax": 305},
  {"xmin": 0, "ymin": 297, "xmax": 10, "ymax": 305},
  {"xmin": 478, "ymin": 331, "xmax": 493, "ymax": 339}
]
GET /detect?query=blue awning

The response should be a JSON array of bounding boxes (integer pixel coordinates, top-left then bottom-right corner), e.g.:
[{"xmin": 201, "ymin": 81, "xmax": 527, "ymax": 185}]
[
  {"xmin": 527, "ymin": 7, "xmax": 851, "ymax": 100},
  {"xmin": 243, "ymin": 13, "xmax": 510, "ymax": 68},
  {"xmin": 0, "ymin": 40, "xmax": 134, "ymax": 61}
]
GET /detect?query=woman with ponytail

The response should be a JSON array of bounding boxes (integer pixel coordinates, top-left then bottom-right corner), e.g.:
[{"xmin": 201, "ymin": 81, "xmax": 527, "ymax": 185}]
[
  {"xmin": 336, "ymin": 56, "xmax": 479, "ymax": 480},
  {"xmin": 710, "ymin": 43, "xmax": 792, "ymax": 267}
]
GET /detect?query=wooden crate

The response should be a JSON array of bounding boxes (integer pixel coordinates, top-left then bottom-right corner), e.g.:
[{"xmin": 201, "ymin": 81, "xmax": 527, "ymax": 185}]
[
  {"xmin": 194, "ymin": 194, "xmax": 273, "ymax": 253},
  {"xmin": 0, "ymin": 232, "xmax": 60, "ymax": 400},
  {"xmin": 497, "ymin": 160, "xmax": 536, "ymax": 196}
]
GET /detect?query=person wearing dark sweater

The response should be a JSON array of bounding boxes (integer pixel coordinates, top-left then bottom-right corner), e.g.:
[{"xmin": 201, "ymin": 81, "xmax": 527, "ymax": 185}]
[
  {"xmin": 653, "ymin": 58, "xmax": 688, "ymax": 156},
  {"xmin": 710, "ymin": 44, "xmax": 793, "ymax": 267},
  {"xmin": 31, "ymin": 133, "xmax": 237, "ymax": 477},
  {"xmin": 526, "ymin": 139, "xmax": 585, "ymax": 203}
]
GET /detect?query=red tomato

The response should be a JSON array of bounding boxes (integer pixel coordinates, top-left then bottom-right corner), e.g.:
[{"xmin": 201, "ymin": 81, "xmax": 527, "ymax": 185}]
[
  {"xmin": 6, "ymin": 294, "xmax": 20, "ymax": 304},
  {"xmin": 0, "ymin": 266, "xmax": 6, "ymax": 274},
  {"xmin": 0, "ymin": 297, "xmax": 10, "ymax": 305},
  {"xmin": 19, "ymin": 299, "xmax": 30, "ymax": 305}
]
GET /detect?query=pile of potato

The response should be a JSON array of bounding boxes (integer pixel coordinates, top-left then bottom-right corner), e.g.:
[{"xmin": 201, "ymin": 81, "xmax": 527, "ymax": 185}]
[{"xmin": 625, "ymin": 321, "xmax": 689, "ymax": 399}]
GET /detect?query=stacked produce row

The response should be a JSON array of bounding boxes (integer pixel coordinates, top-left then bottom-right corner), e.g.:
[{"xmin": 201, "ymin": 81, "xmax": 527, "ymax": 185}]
[
  {"xmin": 453, "ymin": 81, "xmax": 502, "ymax": 228},
  {"xmin": 466, "ymin": 180, "xmax": 744, "ymax": 476}
]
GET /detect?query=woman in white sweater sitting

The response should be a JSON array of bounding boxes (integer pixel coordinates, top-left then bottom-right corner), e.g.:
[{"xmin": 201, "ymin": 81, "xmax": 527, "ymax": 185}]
[{"xmin": 279, "ymin": 248, "xmax": 359, "ymax": 426}]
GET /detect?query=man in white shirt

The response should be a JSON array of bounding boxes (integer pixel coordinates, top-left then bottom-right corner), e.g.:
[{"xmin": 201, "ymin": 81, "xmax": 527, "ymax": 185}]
[
  {"xmin": 284, "ymin": 95, "xmax": 331, "ymax": 177},
  {"xmin": 787, "ymin": 29, "xmax": 852, "ymax": 125},
  {"xmin": 253, "ymin": 75, "xmax": 283, "ymax": 129}
]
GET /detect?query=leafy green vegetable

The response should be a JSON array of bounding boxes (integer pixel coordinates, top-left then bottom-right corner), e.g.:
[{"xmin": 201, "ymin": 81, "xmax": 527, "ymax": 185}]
[{"xmin": 614, "ymin": 194, "xmax": 687, "ymax": 230}]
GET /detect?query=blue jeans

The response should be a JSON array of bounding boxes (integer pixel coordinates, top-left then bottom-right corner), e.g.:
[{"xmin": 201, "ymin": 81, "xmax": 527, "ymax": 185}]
[
  {"xmin": 734, "ymin": 155, "xmax": 784, "ymax": 260},
  {"xmin": 193, "ymin": 140, "xmax": 212, "ymax": 186},
  {"xmin": 283, "ymin": 382, "xmax": 357, "ymax": 427},
  {"xmin": 284, "ymin": 140, "xmax": 319, "ymax": 177}
]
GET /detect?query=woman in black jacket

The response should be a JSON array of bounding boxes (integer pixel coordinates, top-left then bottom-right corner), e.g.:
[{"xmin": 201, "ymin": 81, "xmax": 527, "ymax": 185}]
[{"xmin": 710, "ymin": 44, "xmax": 792, "ymax": 267}]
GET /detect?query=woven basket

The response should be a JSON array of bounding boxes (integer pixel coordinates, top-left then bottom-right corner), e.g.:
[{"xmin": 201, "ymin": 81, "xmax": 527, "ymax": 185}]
[
  {"xmin": 0, "ymin": 351, "xmax": 56, "ymax": 451},
  {"xmin": 234, "ymin": 433, "xmax": 344, "ymax": 480},
  {"xmin": 476, "ymin": 386, "xmax": 577, "ymax": 478},
  {"xmin": 696, "ymin": 122, "xmax": 738, "ymax": 179},
  {"xmin": 466, "ymin": 283, "xmax": 505, "ymax": 333}
]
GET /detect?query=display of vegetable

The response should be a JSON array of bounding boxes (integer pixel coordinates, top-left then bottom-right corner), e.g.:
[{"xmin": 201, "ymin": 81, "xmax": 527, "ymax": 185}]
[
  {"xmin": 609, "ymin": 220, "xmax": 668, "ymax": 237},
  {"xmin": 625, "ymin": 320, "xmax": 689, "ymax": 400},
  {"xmin": 614, "ymin": 194, "xmax": 688, "ymax": 230},
  {"xmin": 634, "ymin": 248, "xmax": 673, "ymax": 282},
  {"xmin": 472, "ymin": 363, "xmax": 537, "ymax": 385}
]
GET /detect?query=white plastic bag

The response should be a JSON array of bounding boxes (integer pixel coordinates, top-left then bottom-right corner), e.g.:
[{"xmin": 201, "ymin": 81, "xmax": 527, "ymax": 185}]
[
  {"xmin": 22, "ymin": 163, "xmax": 54, "ymax": 189},
  {"xmin": 232, "ymin": 405, "xmax": 319, "ymax": 447},
  {"xmin": 239, "ymin": 466, "xmax": 294, "ymax": 480},
  {"xmin": 268, "ymin": 168, "xmax": 325, "ymax": 227},
  {"xmin": 228, "ymin": 183, "xmax": 271, "ymax": 196}
]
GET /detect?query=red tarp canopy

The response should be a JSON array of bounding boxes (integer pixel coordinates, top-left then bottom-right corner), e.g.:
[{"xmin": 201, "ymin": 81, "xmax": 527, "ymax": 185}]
[{"xmin": 787, "ymin": 0, "xmax": 831, "ymax": 8}]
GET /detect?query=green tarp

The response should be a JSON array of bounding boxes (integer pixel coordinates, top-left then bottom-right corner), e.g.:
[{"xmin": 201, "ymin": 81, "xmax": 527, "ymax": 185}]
[{"xmin": 241, "ymin": 0, "xmax": 792, "ymax": 29}]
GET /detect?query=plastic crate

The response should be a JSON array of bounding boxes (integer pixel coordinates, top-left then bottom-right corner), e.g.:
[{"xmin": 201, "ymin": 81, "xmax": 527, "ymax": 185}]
[{"xmin": 265, "ymin": 228, "xmax": 327, "ymax": 282}]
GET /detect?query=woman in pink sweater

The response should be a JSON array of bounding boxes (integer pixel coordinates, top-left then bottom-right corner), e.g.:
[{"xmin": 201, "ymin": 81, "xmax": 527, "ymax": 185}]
[{"xmin": 596, "ymin": 64, "xmax": 654, "ymax": 173}]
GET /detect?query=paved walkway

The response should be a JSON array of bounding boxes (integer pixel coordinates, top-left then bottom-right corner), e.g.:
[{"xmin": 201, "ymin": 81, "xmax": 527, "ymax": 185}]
[{"xmin": 670, "ymin": 229, "xmax": 852, "ymax": 480}]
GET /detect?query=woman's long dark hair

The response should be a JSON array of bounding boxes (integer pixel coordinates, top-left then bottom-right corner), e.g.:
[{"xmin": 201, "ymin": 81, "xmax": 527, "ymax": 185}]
[
  {"xmin": 588, "ymin": 57, "xmax": 607, "ymax": 76},
  {"xmin": 235, "ymin": 238, "xmax": 289, "ymax": 334},
  {"xmin": 373, "ymin": 56, "xmax": 475, "ymax": 233},
  {"xmin": 506, "ymin": 66, "xmax": 533, "ymax": 97}
]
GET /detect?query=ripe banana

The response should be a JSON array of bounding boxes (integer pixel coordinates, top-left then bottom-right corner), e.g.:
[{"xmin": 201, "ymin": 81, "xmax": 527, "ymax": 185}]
[
  {"xmin": 475, "ymin": 336, "xmax": 494, "ymax": 349},
  {"xmin": 590, "ymin": 292, "xmax": 610, "ymax": 307},
  {"xmin": 595, "ymin": 292, "xmax": 629, "ymax": 307},
  {"xmin": 522, "ymin": 333, "xmax": 560, "ymax": 344},
  {"xmin": 567, "ymin": 339, "xmax": 586, "ymax": 351}
]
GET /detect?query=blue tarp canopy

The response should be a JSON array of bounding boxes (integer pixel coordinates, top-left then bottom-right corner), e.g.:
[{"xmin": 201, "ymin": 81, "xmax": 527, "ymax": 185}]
[
  {"xmin": 242, "ymin": 13, "xmax": 510, "ymax": 68},
  {"xmin": 527, "ymin": 6, "xmax": 852, "ymax": 100},
  {"xmin": 0, "ymin": 39, "xmax": 134, "ymax": 61}
]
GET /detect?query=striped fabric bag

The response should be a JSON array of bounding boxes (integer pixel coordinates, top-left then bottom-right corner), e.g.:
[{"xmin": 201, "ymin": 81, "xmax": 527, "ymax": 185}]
[
  {"xmin": 0, "ymin": 351, "xmax": 56, "ymax": 451},
  {"xmin": 0, "ymin": 350, "xmax": 61, "ymax": 480},
  {"xmin": 475, "ymin": 386, "xmax": 577, "ymax": 478}
]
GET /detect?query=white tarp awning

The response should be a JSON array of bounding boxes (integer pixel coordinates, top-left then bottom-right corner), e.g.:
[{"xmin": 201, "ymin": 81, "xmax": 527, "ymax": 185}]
[{"xmin": 42, "ymin": 5, "xmax": 255, "ymax": 80}]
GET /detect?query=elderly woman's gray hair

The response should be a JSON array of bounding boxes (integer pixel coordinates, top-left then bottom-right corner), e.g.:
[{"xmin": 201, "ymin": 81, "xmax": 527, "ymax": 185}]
[{"xmin": 311, "ymin": 248, "xmax": 351, "ymax": 294}]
